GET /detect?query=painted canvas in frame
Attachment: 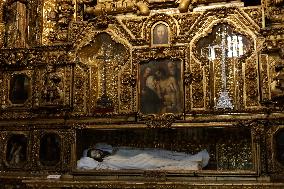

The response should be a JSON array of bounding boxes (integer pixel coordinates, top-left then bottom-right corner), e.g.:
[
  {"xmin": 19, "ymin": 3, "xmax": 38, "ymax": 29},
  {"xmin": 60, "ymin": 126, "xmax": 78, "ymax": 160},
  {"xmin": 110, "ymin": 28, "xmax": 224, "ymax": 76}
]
[
  {"xmin": 152, "ymin": 22, "xmax": 170, "ymax": 46},
  {"xmin": 140, "ymin": 59, "xmax": 183, "ymax": 114}
]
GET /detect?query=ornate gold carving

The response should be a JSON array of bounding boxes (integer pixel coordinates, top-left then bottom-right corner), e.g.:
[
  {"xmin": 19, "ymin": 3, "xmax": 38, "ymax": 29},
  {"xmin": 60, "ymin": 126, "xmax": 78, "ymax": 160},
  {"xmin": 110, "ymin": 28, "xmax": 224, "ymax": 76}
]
[
  {"xmin": 138, "ymin": 113, "xmax": 180, "ymax": 128},
  {"xmin": 81, "ymin": 0, "xmax": 149, "ymax": 17},
  {"xmin": 260, "ymin": 54, "xmax": 270, "ymax": 100},
  {"xmin": 265, "ymin": 0, "xmax": 284, "ymax": 24},
  {"xmin": 22, "ymin": 180, "xmax": 284, "ymax": 189},
  {"xmin": 42, "ymin": 0, "xmax": 57, "ymax": 45},
  {"xmin": 121, "ymin": 18, "xmax": 147, "ymax": 39},
  {"xmin": 73, "ymin": 64, "xmax": 88, "ymax": 114},
  {"xmin": 75, "ymin": 32, "xmax": 130, "ymax": 113},
  {"xmin": 190, "ymin": 19, "xmax": 256, "ymax": 111},
  {"xmin": 189, "ymin": 58, "xmax": 205, "ymax": 110},
  {"xmin": 173, "ymin": 13, "xmax": 202, "ymax": 38},
  {"xmin": 245, "ymin": 55, "xmax": 260, "ymax": 108},
  {"xmin": 1, "ymin": 0, "xmax": 284, "ymax": 185},
  {"xmin": 49, "ymin": 0, "xmax": 74, "ymax": 43},
  {"xmin": 242, "ymin": 7, "xmax": 262, "ymax": 28}
]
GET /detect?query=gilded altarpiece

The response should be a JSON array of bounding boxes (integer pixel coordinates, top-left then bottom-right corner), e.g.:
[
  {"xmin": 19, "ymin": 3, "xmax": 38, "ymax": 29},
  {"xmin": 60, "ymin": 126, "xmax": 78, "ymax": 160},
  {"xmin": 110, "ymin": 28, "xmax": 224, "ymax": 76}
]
[{"xmin": 1, "ymin": 0, "xmax": 284, "ymax": 188}]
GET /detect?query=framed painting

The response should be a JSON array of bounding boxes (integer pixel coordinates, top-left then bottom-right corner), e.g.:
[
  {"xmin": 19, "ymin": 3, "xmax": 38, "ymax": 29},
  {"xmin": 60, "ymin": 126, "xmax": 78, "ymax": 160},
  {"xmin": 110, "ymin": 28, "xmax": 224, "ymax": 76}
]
[
  {"xmin": 151, "ymin": 22, "xmax": 170, "ymax": 46},
  {"xmin": 139, "ymin": 59, "xmax": 183, "ymax": 114}
]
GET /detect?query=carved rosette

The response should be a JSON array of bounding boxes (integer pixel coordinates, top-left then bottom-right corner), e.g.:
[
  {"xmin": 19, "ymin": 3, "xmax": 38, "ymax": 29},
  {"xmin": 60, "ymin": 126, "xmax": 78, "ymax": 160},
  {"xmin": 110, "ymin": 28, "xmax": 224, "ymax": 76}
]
[{"xmin": 265, "ymin": 0, "xmax": 284, "ymax": 25}]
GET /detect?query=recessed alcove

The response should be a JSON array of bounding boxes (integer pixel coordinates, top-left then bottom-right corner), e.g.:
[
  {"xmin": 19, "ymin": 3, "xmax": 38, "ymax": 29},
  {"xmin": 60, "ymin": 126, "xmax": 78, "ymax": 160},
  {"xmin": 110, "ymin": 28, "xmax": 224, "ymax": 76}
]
[{"xmin": 76, "ymin": 127, "xmax": 253, "ymax": 172}]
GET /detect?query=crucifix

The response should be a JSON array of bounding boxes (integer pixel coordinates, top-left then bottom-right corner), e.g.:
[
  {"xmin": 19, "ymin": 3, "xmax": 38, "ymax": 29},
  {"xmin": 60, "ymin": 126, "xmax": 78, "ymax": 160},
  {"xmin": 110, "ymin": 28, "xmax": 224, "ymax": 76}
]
[
  {"xmin": 95, "ymin": 43, "xmax": 113, "ymax": 109},
  {"xmin": 215, "ymin": 26, "xmax": 234, "ymax": 109}
]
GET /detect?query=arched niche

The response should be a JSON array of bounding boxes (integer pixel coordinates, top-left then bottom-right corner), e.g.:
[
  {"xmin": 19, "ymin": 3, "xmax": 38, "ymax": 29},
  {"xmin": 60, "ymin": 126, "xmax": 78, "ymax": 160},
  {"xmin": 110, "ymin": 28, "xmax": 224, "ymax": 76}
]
[
  {"xmin": 191, "ymin": 22, "xmax": 255, "ymax": 111},
  {"xmin": 6, "ymin": 134, "xmax": 28, "ymax": 167},
  {"xmin": 9, "ymin": 74, "xmax": 31, "ymax": 105},
  {"xmin": 39, "ymin": 133, "xmax": 61, "ymax": 166},
  {"xmin": 76, "ymin": 32, "xmax": 129, "ymax": 111}
]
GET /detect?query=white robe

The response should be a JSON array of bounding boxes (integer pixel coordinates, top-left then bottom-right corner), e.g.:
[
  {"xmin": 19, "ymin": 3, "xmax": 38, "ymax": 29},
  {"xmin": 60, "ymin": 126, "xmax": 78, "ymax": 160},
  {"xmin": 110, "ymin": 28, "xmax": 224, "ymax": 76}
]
[{"xmin": 77, "ymin": 146, "xmax": 210, "ymax": 171}]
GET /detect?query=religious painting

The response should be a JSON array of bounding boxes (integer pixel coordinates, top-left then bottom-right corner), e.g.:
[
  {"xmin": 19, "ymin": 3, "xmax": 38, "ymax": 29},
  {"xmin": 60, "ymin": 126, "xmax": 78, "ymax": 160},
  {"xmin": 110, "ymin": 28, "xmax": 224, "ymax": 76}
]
[
  {"xmin": 9, "ymin": 74, "xmax": 30, "ymax": 104},
  {"xmin": 39, "ymin": 133, "xmax": 61, "ymax": 166},
  {"xmin": 152, "ymin": 22, "xmax": 169, "ymax": 45},
  {"xmin": 139, "ymin": 59, "xmax": 183, "ymax": 114},
  {"xmin": 6, "ymin": 134, "xmax": 27, "ymax": 167}
]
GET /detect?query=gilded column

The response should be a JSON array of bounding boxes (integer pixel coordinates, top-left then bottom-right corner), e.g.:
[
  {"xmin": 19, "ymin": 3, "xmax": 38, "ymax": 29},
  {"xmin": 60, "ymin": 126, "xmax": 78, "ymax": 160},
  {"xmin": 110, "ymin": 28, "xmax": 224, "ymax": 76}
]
[{"xmin": 0, "ymin": 1, "xmax": 4, "ymax": 48}]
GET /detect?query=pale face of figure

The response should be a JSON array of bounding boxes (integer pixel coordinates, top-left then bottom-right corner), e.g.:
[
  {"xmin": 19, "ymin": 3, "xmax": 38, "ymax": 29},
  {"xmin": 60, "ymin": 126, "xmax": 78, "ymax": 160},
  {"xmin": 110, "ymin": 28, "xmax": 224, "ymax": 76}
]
[
  {"xmin": 90, "ymin": 149, "xmax": 102, "ymax": 159},
  {"xmin": 156, "ymin": 25, "xmax": 166, "ymax": 40},
  {"xmin": 167, "ymin": 62, "xmax": 176, "ymax": 76},
  {"xmin": 144, "ymin": 67, "xmax": 151, "ymax": 78}
]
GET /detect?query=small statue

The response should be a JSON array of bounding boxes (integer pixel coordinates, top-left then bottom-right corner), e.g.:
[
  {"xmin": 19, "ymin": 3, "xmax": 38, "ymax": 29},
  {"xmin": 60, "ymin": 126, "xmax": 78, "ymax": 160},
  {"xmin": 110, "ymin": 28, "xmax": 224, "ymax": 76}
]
[
  {"xmin": 8, "ymin": 142, "xmax": 23, "ymax": 165},
  {"xmin": 271, "ymin": 63, "xmax": 284, "ymax": 99},
  {"xmin": 42, "ymin": 73, "xmax": 63, "ymax": 105}
]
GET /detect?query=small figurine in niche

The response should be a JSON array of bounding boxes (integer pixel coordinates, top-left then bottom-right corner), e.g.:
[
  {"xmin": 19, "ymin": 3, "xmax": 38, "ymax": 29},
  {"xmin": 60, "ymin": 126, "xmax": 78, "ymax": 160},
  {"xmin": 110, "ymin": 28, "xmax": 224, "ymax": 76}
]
[
  {"xmin": 9, "ymin": 142, "xmax": 22, "ymax": 165},
  {"xmin": 6, "ymin": 135, "xmax": 27, "ymax": 166},
  {"xmin": 152, "ymin": 23, "xmax": 169, "ymax": 45},
  {"xmin": 42, "ymin": 73, "xmax": 63, "ymax": 105},
  {"xmin": 271, "ymin": 63, "xmax": 284, "ymax": 99}
]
